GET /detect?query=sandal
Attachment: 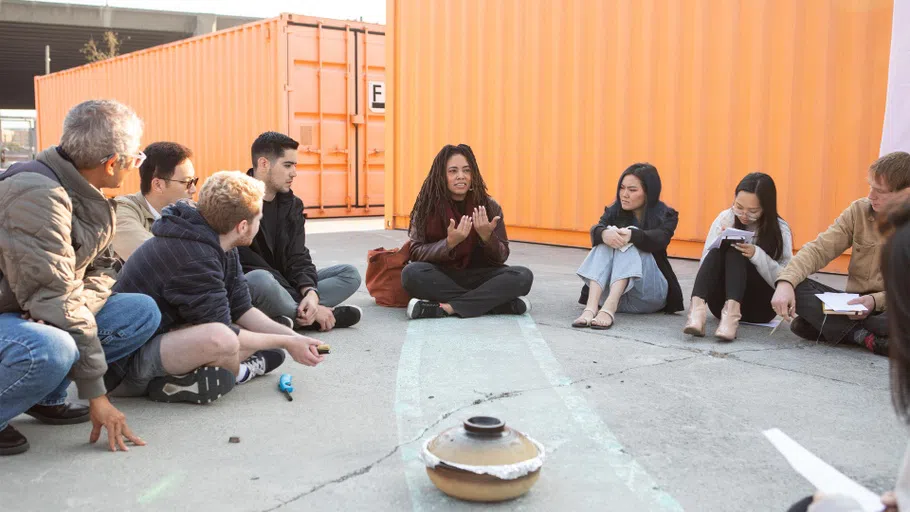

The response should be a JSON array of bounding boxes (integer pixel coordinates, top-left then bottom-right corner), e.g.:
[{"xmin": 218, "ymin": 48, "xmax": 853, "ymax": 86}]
[
  {"xmin": 572, "ymin": 308, "xmax": 596, "ymax": 328},
  {"xmin": 590, "ymin": 309, "xmax": 615, "ymax": 330}
]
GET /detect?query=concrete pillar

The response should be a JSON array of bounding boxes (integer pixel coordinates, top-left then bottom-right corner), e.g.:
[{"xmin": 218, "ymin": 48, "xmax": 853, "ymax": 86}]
[{"xmin": 194, "ymin": 14, "xmax": 217, "ymax": 35}]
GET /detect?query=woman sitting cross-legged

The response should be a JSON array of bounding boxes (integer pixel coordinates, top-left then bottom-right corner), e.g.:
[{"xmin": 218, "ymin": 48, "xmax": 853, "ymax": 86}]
[
  {"xmin": 572, "ymin": 163, "xmax": 684, "ymax": 329},
  {"xmin": 683, "ymin": 173, "xmax": 792, "ymax": 341},
  {"xmin": 401, "ymin": 144, "xmax": 533, "ymax": 320}
]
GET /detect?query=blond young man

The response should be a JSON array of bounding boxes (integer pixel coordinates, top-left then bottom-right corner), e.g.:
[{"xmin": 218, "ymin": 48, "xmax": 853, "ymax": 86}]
[{"xmin": 113, "ymin": 171, "xmax": 325, "ymax": 404}]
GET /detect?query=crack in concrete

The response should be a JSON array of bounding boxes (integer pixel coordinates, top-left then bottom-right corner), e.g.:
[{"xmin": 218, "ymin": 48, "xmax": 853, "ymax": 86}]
[
  {"xmin": 260, "ymin": 357, "xmax": 695, "ymax": 510},
  {"xmin": 260, "ymin": 444, "xmax": 401, "ymax": 511},
  {"xmin": 535, "ymin": 320, "xmax": 876, "ymax": 386}
]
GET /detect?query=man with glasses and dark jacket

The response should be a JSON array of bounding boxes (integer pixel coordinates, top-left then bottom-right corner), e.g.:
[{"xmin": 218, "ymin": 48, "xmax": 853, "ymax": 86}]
[{"xmin": 112, "ymin": 141, "xmax": 199, "ymax": 261}]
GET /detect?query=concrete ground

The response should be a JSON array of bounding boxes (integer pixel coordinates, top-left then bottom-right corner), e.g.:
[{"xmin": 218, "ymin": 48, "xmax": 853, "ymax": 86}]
[{"xmin": 1, "ymin": 219, "xmax": 902, "ymax": 512}]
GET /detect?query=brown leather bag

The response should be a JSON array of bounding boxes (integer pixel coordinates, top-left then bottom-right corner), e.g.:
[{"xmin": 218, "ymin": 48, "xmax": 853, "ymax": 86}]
[{"xmin": 365, "ymin": 241, "xmax": 411, "ymax": 307}]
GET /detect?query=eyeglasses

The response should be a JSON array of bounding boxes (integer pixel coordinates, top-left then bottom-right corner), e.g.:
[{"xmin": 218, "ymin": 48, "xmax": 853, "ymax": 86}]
[
  {"xmin": 99, "ymin": 151, "xmax": 147, "ymax": 169},
  {"xmin": 159, "ymin": 177, "xmax": 200, "ymax": 190},
  {"xmin": 731, "ymin": 203, "xmax": 762, "ymax": 221}
]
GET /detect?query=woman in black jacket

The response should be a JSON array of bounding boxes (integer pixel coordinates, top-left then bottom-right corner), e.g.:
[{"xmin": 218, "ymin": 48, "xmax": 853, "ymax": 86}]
[{"xmin": 572, "ymin": 163, "xmax": 684, "ymax": 329}]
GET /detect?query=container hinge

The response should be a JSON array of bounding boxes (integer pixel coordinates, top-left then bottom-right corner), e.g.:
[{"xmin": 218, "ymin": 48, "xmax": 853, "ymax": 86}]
[{"xmin": 283, "ymin": 84, "xmax": 294, "ymax": 92}]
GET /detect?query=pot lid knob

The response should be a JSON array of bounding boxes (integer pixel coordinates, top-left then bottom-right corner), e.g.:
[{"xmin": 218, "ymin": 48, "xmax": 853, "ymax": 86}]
[{"xmin": 463, "ymin": 416, "xmax": 505, "ymax": 435}]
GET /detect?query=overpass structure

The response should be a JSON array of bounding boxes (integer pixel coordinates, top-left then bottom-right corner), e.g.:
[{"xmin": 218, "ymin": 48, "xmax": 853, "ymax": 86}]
[{"xmin": 0, "ymin": 0, "xmax": 258, "ymax": 108}]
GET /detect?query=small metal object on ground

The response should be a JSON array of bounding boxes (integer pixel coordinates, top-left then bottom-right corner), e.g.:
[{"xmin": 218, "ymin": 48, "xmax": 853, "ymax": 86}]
[
  {"xmin": 229, "ymin": 437, "xmax": 240, "ymax": 444},
  {"xmin": 317, "ymin": 344, "xmax": 331, "ymax": 354}
]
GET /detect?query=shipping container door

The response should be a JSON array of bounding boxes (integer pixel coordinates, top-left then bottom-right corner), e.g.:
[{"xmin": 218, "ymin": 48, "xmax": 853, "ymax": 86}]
[
  {"xmin": 286, "ymin": 23, "xmax": 356, "ymax": 213},
  {"xmin": 355, "ymin": 29, "xmax": 386, "ymax": 212}
]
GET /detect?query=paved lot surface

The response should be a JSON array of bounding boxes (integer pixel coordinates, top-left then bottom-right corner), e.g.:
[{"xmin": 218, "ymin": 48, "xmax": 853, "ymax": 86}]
[{"xmin": 0, "ymin": 221, "xmax": 902, "ymax": 511}]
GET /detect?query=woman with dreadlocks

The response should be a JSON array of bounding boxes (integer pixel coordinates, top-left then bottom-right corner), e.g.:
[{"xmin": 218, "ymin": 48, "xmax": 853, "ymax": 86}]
[
  {"xmin": 401, "ymin": 144, "xmax": 533, "ymax": 320},
  {"xmin": 572, "ymin": 163, "xmax": 684, "ymax": 329}
]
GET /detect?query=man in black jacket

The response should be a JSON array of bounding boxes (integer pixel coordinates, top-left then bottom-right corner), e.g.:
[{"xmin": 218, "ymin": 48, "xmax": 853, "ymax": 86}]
[
  {"xmin": 239, "ymin": 132, "xmax": 362, "ymax": 332},
  {"xmin": 113, "ymin": 171, "xmax": 325, "ymax": 404}
]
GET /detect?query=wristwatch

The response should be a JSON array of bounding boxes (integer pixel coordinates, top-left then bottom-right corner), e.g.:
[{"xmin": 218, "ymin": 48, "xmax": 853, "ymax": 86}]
[{"xmin": 301, "ymin": 287, "xmax": 319, "ymax": 299}]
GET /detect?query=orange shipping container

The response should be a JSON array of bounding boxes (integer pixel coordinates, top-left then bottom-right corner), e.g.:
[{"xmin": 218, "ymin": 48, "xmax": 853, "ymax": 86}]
[
  {"xmin": 385, "ymin": 0, "xmax": 894, "ymax": 272},
  {"xmin": 35, "ymin": 14, "xmax": 386, "ymax": 218}
]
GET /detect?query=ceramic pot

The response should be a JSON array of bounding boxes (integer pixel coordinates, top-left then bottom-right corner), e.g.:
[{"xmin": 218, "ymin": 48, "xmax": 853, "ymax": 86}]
[{"xmin": 421, "ymin": 416, "xmax": 545, "ymax": 502}]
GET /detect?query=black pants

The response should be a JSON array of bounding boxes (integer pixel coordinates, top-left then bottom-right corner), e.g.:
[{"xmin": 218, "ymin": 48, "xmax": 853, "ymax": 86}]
[
  {"xmin": 400, "ymin": 262, "xmax": 534, "ymax": 318},
  {"xmin": 691, "ymin": 247, "xmax": 777, "ymax": 323},
  {"xmin": 793, "ymin": 278, "xmax": 889, "ymax": 343}
]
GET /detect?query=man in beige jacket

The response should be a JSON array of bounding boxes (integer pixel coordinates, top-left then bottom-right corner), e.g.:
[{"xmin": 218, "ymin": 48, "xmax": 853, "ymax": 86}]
[
  {"xmin": 112, "ymin": 141, "xmax": 198, "ymax": 261},
  {"xmin": 0, "ymin": 100, "xmax": 161, "ymax": 455},
  {"xmin": 772, "ymin": 151, "xmax": 910, "ymax": 355}
]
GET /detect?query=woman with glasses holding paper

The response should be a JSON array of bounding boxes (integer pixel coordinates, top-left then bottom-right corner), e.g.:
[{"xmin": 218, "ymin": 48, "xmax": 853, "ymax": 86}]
[
  {"xmin": 683, "ymin": 173, "xmax": 792, "ymax": 340},
  {"xmin": 572, "ymin": 163, "xmax": 683, "ymax": 329}
]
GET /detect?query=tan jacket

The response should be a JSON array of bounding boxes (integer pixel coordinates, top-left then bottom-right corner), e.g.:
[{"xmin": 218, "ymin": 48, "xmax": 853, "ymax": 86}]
[
  {"xmin": 777, "ymin": 198, "xmax": 886, "ymax": 312},
  {"xmin": 113, "ymin": 191, "xmax": 156, "ymax": 261},
  {"xmin": 0, "ymin": 147, "xmax": 119, "ymax": 399}
]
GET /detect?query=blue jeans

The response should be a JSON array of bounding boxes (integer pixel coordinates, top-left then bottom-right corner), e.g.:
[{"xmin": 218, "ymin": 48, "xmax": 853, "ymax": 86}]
[
  {"xmin": 0, "ymin": 293, "xmax": 160, "ymax": 430},
  {"xmin": 577, "ymin": 245, "xmax": 668, "ymax": 313}
]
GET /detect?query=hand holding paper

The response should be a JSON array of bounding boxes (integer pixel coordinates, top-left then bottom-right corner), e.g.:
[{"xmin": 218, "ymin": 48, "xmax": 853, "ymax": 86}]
[
  {"xmin": 706, "ymin": 228, "xmax": 755, "ymax": 251},
  {"xmin": 816, "ymin": 293, "xmax": 869, "ymax": 315}
]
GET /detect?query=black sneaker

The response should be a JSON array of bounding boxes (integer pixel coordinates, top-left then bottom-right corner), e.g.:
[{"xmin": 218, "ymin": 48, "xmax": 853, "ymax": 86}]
[
  {"xmin": 0, "ymin": 424, "xmax": 29, "ymax": 456},
  {"xmin": 332, "ymin": 305, "xmax": 362, "ymax": 328},
  {"xmin": 491, "ymin": 297, "xmax": 531, "ymax": 315},
  {"xmin": 790, "ymin": 316, "xmax": 826, "ymax": 342},
  {"xmin": 237, "ymin": 349, "xmax": 286, "ymax": 384},
  {"xmin": 407, "ymin": 299, "xmax": 448, "ymax": 319},
  {"xmin": 147, "ymin": 366, "xmax": 235, "ymax": 404}
]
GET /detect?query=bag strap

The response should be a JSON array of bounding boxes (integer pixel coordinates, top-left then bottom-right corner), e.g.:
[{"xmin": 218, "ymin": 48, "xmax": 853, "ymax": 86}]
[{"xmin": 0, "ymin": 159, "xmax": 61, "ymax": 185}]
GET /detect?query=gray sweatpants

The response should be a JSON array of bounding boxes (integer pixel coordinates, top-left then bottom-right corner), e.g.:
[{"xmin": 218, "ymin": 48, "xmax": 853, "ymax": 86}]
[
  {"xmin": 245, "ymin": 265, "xmax": 362, "ymax": 319},
  {"xmin": 576, "ymin": 244, "xmax": 668, "ymax": 313}
]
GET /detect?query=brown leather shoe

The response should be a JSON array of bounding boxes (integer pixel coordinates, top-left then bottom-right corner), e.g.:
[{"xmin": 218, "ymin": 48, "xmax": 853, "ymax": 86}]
[
  {"xmin": 0, "ymin": 425, "xmax": 30, "ymax": 455},
  {"xmin": 25, "ymin": 402, "xmax": 91, "ymax": 425}
]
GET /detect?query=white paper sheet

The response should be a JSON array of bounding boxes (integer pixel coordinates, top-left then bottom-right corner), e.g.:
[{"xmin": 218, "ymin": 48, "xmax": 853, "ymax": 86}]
[
  {"xmin": 763, "ymin": 428, "xmax": 883, "ymax": 512},
  {"xmin": 880, "ymin": 0, "xmax": 910, "ymax": 156},
  {"xmin": 816, "ymin": 293, "xmax": 868, "ymax": 313},
  {"xmin": 742, "ymin": 317, "xmax": 782, "ymax": 329},
  {"xmin": 604, "ymin": 225, "xmax": 636, "ymax": 252},
  {"xmin": 706, "ymin": 228, "xmax": 755, "ymax": 251}
]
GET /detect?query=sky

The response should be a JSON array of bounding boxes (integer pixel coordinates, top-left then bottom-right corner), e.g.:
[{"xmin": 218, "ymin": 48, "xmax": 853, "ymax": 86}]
[{"xmin": 29, "ymin": 0, "xmax": 386, "ymax": 24}]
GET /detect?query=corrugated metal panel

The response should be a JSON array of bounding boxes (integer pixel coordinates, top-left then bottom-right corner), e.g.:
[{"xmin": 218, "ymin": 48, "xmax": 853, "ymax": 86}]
[
  {"xmin": 386, "ymin": 0, "xmax": 894, "ymax": 273},
  {"xmin": 34, "ymin": 14, "xmax": 386, "ymax": 217},
  {"xmin": 284, "ymin": 16, "xmax": 386, "ymax": 217},
  {"xmin": 358, "ymin": 26, "xmax": 387, "ymax": 213},
  {"xmin": 35, "ymin": 18, "xmax": 283, "ymax": 198}
]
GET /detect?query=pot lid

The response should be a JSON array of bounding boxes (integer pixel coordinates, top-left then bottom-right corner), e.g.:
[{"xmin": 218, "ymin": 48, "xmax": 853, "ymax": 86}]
[{"xmin": 425, "ymin": 416, "xmax": 541, "ymax": 467}]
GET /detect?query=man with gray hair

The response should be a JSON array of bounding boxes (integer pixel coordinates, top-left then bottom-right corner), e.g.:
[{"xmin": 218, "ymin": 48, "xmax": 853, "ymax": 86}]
[{"xmin": 0, "ymin": 99, "xmax": 161, "ymax": 455}]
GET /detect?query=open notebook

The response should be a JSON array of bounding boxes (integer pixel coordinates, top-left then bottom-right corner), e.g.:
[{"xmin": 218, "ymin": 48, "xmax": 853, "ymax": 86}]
[
  {"xmin": 816, "ymin": 293, "xmax": 868, "ymax": 316},
  {"xmin": 705, "ymin": 228, "xmax": 754, "ymax": 251}
]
